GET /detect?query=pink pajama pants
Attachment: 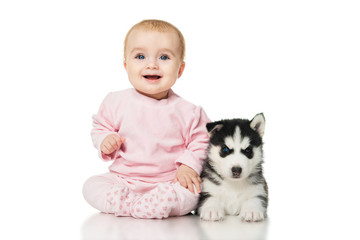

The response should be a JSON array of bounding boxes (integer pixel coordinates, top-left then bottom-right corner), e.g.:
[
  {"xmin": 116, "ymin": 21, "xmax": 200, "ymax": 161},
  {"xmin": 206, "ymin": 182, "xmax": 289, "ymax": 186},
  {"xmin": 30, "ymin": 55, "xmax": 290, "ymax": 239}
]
[{"xmin": 82, "ymin": 173, "xmax": 199, "ymax": 219}]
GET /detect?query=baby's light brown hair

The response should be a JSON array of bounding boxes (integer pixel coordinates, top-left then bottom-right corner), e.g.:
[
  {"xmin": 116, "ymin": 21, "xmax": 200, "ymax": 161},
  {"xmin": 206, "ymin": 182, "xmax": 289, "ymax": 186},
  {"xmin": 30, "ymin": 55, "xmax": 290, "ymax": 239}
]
[{"xmin": 124, "ymin": 19, "xmax": 186, "ymax": 62}]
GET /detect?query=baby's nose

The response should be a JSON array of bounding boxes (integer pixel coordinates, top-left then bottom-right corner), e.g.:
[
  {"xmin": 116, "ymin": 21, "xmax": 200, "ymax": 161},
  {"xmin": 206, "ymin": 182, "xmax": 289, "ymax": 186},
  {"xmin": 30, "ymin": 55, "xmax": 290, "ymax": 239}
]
[{"xmin": 146, "ymin": 59, "xmax": 159, "ymax": 70}]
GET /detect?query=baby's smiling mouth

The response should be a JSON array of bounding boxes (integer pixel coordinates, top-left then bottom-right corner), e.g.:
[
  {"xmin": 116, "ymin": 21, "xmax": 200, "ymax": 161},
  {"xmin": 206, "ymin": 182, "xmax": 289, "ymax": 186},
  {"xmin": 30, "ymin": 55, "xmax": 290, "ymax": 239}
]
[{"xmin": 143, "ymin": 75, "xmax": 161, "ymax": 80}]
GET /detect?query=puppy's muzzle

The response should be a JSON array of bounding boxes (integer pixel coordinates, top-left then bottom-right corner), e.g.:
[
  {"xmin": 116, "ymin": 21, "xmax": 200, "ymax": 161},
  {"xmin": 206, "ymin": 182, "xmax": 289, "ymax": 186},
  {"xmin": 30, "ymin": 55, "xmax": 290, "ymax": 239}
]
[{"xmin": 231, "ymin": 166, "xmax": 242, "ymax": 178}]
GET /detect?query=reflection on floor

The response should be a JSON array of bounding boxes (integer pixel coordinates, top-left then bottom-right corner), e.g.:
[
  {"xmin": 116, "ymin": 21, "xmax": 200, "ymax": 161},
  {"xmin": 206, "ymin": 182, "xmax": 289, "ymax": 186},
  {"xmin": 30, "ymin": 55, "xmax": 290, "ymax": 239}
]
[{"xmin": 82, "ymin": 212, "xmax": 268, "ymax": 240}]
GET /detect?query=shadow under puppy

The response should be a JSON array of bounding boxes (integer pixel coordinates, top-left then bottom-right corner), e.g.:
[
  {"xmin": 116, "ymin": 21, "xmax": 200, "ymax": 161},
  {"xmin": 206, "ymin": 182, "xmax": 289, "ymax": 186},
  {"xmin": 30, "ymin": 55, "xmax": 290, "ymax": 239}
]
[{"xmin": 197, "ymin": 113, "xmax": 268, "ymax": 222}]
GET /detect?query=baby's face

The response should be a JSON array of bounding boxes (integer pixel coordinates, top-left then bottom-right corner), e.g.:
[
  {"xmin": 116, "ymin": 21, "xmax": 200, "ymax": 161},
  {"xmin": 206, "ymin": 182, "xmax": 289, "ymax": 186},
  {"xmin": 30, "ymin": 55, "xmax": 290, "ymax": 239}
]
[{"xmin": 124, "ymin": 29, "xmax": 185, "ymax": 100}]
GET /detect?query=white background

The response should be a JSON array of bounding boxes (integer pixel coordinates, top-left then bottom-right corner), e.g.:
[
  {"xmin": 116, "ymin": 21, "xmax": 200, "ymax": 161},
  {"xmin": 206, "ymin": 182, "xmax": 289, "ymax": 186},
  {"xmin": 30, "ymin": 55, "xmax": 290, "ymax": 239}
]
[{"xmin": 1, "ymin": 0, "xmax": 359, "ymax": 239}]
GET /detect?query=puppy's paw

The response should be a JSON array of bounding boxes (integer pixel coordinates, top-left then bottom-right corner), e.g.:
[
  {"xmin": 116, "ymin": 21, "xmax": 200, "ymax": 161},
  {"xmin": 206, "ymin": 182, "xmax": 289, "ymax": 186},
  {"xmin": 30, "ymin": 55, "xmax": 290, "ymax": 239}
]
[
  {"xmin": 240, "ymin": 209, "xmax": 265, "ymax": 222},
  {"xmin": 200, "ymin": 208, "xmax": 225, "ymax": 221}
]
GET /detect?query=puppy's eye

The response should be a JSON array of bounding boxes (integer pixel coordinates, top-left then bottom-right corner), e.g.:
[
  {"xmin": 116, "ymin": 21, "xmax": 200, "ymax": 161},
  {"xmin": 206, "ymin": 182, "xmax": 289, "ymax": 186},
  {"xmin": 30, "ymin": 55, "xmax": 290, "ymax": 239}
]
[
  {"xmin": 220, "ymin": 145, "xmax": 233, "ymax": 157},
  {"xmin": 244, "ymin": 147, "xmax": 252, "ymax": 153},
  {"xmin": 221, "ymin": 145, "xmax": 230, "ymax": 154},
  {"xmin": 241, "ymin": 147, "xmax": 253, "ymax": 159}
]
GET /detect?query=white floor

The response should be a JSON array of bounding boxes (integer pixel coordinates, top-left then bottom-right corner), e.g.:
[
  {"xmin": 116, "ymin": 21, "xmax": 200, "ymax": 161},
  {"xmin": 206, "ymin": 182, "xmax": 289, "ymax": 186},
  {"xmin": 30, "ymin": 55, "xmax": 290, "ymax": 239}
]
[{"xmin": 82, "ymin": 213, "xmax": 269, "ymax": 240}]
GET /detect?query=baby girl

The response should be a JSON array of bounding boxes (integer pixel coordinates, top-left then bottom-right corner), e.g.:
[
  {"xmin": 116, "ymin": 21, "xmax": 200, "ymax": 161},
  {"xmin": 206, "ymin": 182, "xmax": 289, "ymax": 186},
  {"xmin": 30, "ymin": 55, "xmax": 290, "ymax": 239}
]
[{"xmin": 82, "ymin": 19, "xmax": 210, "ymax": 219}]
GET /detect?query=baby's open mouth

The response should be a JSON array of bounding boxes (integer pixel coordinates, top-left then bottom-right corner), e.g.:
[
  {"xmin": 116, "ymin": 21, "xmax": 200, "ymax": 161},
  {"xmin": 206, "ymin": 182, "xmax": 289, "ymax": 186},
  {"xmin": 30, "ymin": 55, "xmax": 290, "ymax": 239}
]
[{"xmin": 143, "ymin": 75, "xmax": 161, "ymax": 80}]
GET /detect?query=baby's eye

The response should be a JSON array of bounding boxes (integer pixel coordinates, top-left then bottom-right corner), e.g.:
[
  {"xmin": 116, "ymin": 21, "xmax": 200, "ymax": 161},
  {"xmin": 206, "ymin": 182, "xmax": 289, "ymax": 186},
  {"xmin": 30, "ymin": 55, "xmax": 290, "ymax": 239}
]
[
  {"xmin": 136, "ymin": 54, "xmax": 145, "ymax": 60},
  {"xmin": 160, "ymin": 55, "xmax": 169, "ymax": 60}
]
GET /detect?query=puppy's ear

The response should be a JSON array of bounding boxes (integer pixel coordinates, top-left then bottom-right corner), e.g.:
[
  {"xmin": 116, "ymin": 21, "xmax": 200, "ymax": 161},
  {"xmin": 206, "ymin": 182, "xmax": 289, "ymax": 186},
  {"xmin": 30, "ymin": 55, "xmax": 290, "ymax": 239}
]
[
  {"xmin": 250, "ymin": 113, "xmax": 265, "ymax": 137},
  {"xmin": 206, "ymin": 121, "xmax": 223, "ymax": 137}
]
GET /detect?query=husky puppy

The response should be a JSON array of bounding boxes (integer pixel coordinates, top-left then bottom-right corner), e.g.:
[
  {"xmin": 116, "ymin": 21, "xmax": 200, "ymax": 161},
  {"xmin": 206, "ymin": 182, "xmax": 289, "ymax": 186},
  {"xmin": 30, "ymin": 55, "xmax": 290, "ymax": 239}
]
[{"xmin": 197, "ymin": 113, "xmax": 268, "ymax": 222}]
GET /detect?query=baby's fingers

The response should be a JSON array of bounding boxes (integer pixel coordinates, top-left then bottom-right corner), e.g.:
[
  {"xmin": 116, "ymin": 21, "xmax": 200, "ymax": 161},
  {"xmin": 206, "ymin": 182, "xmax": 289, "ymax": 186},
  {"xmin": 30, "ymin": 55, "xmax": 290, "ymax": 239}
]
[
  {"xmin": 185, "ymin": 176, "xmax": 195, "ymax": 194},
  {"xmin": 192, "ymin": 177, "xmax": 202, "ymax": 194},
  {"xmin": 114, "ymin": 136, "xmax": 125, "ymax": 146},
  {"xmin": 179, "ymin": 176, "xmax": 195, "ymax": 193},
  {"xmin": 172, "ymin": 176, "xmax": 178, "ymax": 183},
  {"xmin": 104, "ymin": 141, "xmax": 116, "ymax": 153},
  {"xmin": 108, "ymin": 136, "xmax": 119, "ymax": 148},
  {"xmin": 102, "ymin": 144, "xmax": 112, "ymax": 154},
  {"xmin": 110, "ymin": 135, "xmax": 125, "ymax": 150},
  {"xmin": 179, "ymin": 176, "xmax": 188, "ymax": 189},
  {"xmin": 101, "ymin": 135, "xmax": 122, "ymax": 154}
]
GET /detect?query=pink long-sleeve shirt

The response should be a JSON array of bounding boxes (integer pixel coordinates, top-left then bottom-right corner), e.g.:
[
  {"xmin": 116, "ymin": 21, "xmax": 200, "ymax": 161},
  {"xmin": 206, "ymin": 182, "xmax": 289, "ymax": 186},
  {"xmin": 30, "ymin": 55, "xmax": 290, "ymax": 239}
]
[{"xmin": 91, "ymin": 88, "xmax": 210, "ymax": 183}]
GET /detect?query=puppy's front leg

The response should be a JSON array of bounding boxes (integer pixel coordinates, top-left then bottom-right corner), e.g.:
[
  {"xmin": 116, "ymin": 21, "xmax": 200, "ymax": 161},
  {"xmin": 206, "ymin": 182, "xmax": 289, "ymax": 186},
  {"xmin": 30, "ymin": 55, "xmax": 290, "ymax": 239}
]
[
  {"xmin": 239, "ymin": 197, "xmax": 266, "ymax": 222},
  {"xmin": 199, "ymin": 197, "xmax": 225, "ymax": 221}
]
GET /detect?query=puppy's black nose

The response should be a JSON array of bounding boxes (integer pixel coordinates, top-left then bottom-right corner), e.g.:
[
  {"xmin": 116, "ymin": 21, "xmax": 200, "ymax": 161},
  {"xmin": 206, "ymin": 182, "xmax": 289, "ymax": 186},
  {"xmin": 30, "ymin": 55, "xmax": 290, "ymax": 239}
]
[{"xmin": 231, "ymin": 167, "xmax": 242, "ymax": 178}]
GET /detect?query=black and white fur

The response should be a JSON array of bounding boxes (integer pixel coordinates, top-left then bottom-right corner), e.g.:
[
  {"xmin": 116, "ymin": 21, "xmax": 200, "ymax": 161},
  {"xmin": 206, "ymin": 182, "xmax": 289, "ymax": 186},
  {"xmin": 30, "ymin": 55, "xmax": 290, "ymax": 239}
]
[{"xmin": 197, "ymin": 113, "xmax": 268, "ymax": 222}]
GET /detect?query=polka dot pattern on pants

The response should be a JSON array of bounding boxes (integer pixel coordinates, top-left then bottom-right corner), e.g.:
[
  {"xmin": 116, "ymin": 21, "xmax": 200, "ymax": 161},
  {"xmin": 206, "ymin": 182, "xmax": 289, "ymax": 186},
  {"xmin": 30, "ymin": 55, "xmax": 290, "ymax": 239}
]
[{"xmin": 131, "ymin": 183, "xmax": 179, "ymax": 219}]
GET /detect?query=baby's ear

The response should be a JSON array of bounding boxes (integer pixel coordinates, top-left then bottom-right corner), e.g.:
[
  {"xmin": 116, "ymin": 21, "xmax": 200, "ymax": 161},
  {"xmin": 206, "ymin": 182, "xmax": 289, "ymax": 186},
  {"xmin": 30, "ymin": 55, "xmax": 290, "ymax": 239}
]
[
  {"xmin": 250, "ymin": 113, "xmax": 265, "ymax": 137},
  {"xmin": 177, "ymin": 62, "xmax": 185, "ymax": 78},
  {"xmin": 206, "ymin": 121, "xmax": 223, "ymax": 137},
  {"xmin": 123, "ymin": 61, "xmax": 127, "ymax": 70}
]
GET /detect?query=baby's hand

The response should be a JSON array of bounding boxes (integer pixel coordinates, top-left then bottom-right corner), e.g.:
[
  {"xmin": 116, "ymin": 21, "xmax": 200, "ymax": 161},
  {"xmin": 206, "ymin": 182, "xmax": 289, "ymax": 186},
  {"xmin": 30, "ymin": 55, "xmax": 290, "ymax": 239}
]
[
  {"xmin": 173, "ymin": 164, "xmax": 202, "ymax": 194},
  {"xmin": 100, "ymin": 134, "xmax": 125, "ymax": 155}
]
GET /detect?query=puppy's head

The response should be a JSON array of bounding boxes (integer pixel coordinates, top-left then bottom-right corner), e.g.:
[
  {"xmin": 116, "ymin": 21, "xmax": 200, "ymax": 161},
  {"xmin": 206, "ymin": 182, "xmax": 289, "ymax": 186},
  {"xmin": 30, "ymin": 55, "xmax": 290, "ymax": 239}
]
[{"xmin": 206, "ymin": 113, "xmax": 265, "ymax": 181}]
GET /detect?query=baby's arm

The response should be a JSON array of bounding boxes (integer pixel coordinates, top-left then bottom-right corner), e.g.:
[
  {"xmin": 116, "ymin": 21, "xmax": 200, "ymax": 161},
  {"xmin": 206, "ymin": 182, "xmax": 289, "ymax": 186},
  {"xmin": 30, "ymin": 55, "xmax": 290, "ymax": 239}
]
[
  {"xmin": 91, "ymin": 93, "xmax": 124, "ymax": 160},
  {"xmin": 175, "ymin": 106, "xmax": 211, "ymax": 193}
]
